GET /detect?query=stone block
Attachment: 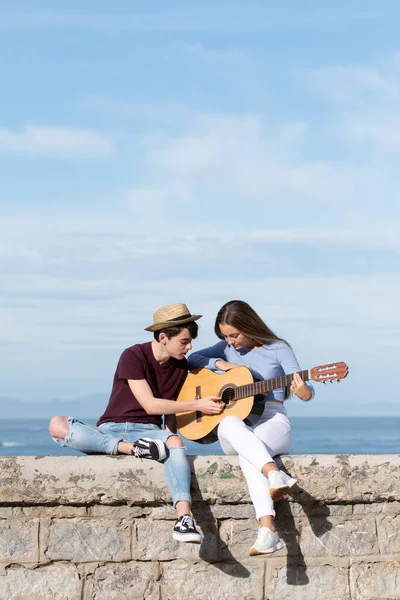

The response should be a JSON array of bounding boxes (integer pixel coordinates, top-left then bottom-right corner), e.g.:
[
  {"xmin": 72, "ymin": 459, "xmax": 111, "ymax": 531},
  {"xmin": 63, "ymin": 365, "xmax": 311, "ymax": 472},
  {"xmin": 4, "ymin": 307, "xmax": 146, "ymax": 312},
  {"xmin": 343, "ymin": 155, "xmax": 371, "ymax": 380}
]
[
  {"xmin": 88, "ymin": 562, "xmax": 160, "ymax": 600},
  {"xmin": 350, "ymin": 560, "xmax": 400, "ymax": 599},
  {"xmin": 353, "ymin": 501, "xmax": 400, "ymax": 515},
  {"xmin": 377, "ymin": 514, "xmax": 400, "ymax": 554},
  {"xmin": 267, "ymin": 563, "xmax": 350, "ymax": 599},
  {"xmin": 299, "ymin": 516, "xmax": 379, "ymax": 557},
  {"xmin": 0, "ymin": 509, "xmax": 12, "ymax": 519},
  {"xmin": 280, "ymin": 502, "xmax": 352, "ymax": 517},
  {"xmin": 134, "ymin": 519, "xmax": 219, "ymax": 562},
  {"xmin": 149, "ymin": 503, "xmax": 255, "ymax": 520},
  {"xmin": 23, "ymin": 506, "xmax": 87, "ymax": 518},
  {"xmin": 89, "ymin": 505, "xmax": 149, "ymax": 519},
  {"xmin": 192, "ymin": 457, "xmax": 250, "ymax": 504},
  {"xmin": 0, "ymin": 520, "xmax": 38, "ymax": 563},
  {"xmin": 160, "ymin": 559, "xmax": 265, "ymax": 600},
  {"xmin": 0, "ymin": 564, "xmax": 82, "ymax": 600},
  {"xmin": 219, "ymin": 519, "xmax": 258, "ymax": 561},
  {"xmin": 198, "ymin": 503, "xmax": 256, "ymax": 520},
  {"xmin": 46, "ymin": 519, "xmax": 131, "ymax": 562},
  {"xmin": 0, "ymin": 455, "xmax": 398, "ymax": 505}
]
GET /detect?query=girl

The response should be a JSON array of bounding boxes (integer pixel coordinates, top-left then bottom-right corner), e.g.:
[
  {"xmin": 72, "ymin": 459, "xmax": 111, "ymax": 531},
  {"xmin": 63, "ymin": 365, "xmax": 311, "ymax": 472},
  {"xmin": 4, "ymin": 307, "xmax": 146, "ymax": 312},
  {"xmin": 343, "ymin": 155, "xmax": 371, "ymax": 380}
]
[{"xmin": 188, "ymin": 300, "xmax": 314, "ymax": 556}]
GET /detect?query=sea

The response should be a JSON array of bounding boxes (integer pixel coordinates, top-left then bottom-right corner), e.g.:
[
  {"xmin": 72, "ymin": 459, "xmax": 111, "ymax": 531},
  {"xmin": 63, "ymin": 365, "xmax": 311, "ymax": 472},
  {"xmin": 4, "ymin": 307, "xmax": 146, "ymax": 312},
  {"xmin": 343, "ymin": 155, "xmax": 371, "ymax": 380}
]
[{"xmin": 0, "ymin": 417, "xmax": 399, "ymax": 457}]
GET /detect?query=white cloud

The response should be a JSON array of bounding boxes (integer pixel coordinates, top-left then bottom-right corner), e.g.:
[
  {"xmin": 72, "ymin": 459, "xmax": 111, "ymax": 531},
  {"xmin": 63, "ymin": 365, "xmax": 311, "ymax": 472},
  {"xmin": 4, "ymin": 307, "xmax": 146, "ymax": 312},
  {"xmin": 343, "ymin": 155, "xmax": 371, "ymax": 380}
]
[
  {"xmin": 0, "ymin": 126, "xmax": 115, "ymax": 157},
  {"xmin": 178, "ymin": 42, "xmax": 245, "ymax": 63},
  {"xmin": 306, "ymin": 56, "xmax": 400, "ymax": 151}
]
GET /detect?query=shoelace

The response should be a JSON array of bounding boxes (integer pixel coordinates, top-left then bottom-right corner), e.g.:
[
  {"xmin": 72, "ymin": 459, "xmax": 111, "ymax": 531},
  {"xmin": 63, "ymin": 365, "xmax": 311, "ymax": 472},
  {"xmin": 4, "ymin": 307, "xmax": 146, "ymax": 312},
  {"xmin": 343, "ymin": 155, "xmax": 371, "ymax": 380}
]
[
  {"xmin": 179, "ymin": 515, "xmax": 194, "ymax": 529},
  {"xmin": 132, "ymin": 446, "xmax": 149, "ymax": 458}
]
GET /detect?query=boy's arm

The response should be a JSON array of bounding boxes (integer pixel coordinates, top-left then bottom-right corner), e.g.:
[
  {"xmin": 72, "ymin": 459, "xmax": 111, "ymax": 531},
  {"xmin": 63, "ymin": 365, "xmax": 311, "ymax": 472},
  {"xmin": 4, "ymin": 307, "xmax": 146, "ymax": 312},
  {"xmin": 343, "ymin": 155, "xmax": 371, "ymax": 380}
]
[{"xmin": 128, "ymin": 379, "xmax": 223, "ymax": 416}]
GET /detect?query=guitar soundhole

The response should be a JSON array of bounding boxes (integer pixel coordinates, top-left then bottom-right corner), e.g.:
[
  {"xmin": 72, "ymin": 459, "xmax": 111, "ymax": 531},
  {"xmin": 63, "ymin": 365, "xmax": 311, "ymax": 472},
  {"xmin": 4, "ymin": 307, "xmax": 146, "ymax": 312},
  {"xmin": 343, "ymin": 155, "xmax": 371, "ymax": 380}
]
[{"xmin": 221, "ymin": 386, "xmax": 236, "ymax": 405}]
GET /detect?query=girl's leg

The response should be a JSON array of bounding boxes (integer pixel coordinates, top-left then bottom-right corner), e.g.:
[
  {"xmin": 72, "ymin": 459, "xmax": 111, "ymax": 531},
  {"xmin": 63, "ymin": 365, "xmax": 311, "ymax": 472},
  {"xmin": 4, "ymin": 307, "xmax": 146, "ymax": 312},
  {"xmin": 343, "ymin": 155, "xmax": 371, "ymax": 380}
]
[
  {"xmin": 217, "ymin": 413, "xmax": 292, "ymax": 555},
  {"xmin": 217, "ymin": 415, "xmax": 278, "ymax": 524},
  {"xmin": 217, "ymin": 415, "xmax": 275, "ymax": 471},
  {"xmin": 239, "ymin": 415, "xmax": 292, "ymax": 522}
]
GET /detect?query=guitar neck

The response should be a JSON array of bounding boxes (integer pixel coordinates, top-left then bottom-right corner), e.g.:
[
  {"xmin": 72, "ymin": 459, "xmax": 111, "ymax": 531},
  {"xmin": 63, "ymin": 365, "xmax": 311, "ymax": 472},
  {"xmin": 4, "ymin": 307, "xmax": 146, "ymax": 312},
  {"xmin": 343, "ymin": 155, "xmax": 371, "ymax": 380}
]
[{"xmin": 236, "ymin": 370, "xmax": 309, "ymax": 399}]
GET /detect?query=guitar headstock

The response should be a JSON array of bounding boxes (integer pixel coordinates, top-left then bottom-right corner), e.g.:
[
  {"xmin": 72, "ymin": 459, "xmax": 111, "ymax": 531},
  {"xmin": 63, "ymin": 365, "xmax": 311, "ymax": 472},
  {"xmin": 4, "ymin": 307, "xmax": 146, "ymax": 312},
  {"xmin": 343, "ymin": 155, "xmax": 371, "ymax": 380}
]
[{"xmin": 309, "ymin": 361, "xmax": 349, "ymax": 383}]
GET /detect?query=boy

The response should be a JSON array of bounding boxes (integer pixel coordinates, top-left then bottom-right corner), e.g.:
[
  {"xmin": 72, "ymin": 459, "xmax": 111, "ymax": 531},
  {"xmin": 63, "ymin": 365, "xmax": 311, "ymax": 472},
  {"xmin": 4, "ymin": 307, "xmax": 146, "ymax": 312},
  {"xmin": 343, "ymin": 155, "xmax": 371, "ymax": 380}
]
[{"xmin": 49, "ymin": 303, "xmax": 223, "ymax": 542}]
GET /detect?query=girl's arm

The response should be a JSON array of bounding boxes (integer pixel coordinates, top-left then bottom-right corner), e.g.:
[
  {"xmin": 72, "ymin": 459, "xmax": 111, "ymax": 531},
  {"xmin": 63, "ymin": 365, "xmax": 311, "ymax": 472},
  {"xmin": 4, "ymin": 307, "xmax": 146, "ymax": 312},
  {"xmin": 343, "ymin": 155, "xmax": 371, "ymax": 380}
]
[
  {"xmin": 276, "ymin": 343, "xmax": 314, "ymax": 401},
  {"xmin": 188, "ymin": 341, "xmax": 228, "ymax": 370}
]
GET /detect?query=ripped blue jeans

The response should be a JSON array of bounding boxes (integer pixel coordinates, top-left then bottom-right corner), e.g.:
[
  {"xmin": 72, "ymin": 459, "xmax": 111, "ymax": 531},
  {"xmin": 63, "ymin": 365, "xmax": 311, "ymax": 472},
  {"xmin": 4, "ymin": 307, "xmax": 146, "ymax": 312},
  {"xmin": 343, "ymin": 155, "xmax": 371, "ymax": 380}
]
[{"xmin": 54, "ymin": 418, "xmax": 191, "ymax": 507}]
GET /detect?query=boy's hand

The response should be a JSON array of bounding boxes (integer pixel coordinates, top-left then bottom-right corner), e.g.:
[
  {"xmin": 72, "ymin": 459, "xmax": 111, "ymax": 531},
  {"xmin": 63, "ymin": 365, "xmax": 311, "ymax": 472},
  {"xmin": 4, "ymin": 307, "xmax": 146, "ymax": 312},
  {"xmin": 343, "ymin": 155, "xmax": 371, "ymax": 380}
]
[{"xmin": 197, "ymin": 396, "xmax": 225, "ymax": 415}]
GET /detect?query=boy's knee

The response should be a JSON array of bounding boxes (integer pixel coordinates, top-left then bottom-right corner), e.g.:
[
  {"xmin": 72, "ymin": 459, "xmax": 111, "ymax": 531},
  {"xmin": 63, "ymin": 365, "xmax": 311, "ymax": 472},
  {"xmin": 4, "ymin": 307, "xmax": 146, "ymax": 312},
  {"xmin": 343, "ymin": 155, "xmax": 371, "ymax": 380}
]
[
  {"xmin": 48, "ymin": 416, "xmax": 69, "ymax": 439},
  {"xmin": 166, "ymin": 435, "xmax": 183, "ymax": 448}
]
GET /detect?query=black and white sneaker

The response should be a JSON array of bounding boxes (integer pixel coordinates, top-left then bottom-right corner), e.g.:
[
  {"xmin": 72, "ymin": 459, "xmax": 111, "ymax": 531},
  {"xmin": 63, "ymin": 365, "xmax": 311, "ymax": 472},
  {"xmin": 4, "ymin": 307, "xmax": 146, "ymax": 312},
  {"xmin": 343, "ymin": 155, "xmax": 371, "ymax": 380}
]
[
  {"xmin": 172, "ymin": 514, "xmax": 202, "ymax": 543},
  {"xmin": 131, "ymin": 438, "xmax": 167, "ymax": 462}
]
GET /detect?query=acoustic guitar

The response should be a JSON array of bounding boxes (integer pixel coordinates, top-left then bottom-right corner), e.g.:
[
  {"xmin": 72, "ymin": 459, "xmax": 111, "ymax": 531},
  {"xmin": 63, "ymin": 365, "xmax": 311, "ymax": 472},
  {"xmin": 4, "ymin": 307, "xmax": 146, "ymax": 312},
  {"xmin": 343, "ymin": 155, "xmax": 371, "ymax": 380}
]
[{"xmin": 176, "ymin": 362, "xmax": 348, "ymax": 442}]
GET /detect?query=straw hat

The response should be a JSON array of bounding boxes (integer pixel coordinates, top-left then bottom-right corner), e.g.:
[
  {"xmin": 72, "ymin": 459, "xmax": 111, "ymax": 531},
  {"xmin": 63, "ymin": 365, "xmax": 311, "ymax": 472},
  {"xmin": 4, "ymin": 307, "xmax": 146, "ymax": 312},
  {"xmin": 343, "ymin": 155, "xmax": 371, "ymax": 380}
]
[{"xmin": 144, "ymin": 303, "xmax": 202, "ymax": 332}]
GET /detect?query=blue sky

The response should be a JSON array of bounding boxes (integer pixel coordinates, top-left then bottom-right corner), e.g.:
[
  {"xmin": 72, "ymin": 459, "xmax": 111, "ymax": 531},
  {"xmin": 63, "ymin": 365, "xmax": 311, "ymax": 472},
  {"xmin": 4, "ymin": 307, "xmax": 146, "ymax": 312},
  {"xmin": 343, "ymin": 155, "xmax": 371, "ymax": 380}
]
[{"xmin": 1, "ymin": 1, "xmax": 400, "ymax": 416}]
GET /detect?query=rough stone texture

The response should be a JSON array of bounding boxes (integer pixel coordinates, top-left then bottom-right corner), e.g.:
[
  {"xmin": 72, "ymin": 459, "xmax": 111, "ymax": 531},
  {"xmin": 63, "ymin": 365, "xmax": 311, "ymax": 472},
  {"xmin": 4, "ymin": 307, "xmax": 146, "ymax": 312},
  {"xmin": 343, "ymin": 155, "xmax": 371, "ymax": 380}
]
[
  {"xmin": 268, "ymin": 563, "xmax": 351, "ymax": 600},
  {"xmin": 0, "ymin": 454, "xmax": 398, "ymax": 600},
  {"xmin": 46, "ymin": 519, "xmax": 131, "ymax": 562},
  {"xmin": 135, "ymin": 519, "xmax": 219, "ymax": 562},
  {"xmin": 350, "ymin": 561, "xmax": 400, "ymax": 600},
  {"xmin": 0, "ymin": 454, "xmax": 398, "ymax": 505},
  {"xmin": 353, "ymin": 501, "xmax": 400, "ymax": 514},
  {"xmin": 159, "ymin": 559, "xmax": 265, "ymax": 600},
  {"xmin": 0, "ymin": 519, "xmax": 38, "ymax": 563},
  {"xmin": 298, "ymin": 516, "xmax": 379, "ymax": 557},
  {"xmin": 376, "ymin": 514, "xmax": 400, "ymax": 555},
  {"xmin": 0, "ymin": 564, "xmax": 82, "ymax": 599},
  {"xmin": 88, "ymin": 563, "xmax": 160, "ymax": 600}
]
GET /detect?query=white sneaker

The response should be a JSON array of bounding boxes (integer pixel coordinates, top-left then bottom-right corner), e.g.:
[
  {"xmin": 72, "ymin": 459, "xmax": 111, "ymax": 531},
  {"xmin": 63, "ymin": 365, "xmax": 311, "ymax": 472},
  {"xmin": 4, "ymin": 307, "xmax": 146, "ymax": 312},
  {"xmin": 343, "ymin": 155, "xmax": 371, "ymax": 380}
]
[
  {"xmin": 268, "ymin": 470, "xmax": 297, "ymax": 502},
  {"xmin": 280, "ymin": 470, "xmax": 297, "ymax": 489},
  {"xmin": 249, "ymin": 526, "xmax": 284, "ymax": 556}
]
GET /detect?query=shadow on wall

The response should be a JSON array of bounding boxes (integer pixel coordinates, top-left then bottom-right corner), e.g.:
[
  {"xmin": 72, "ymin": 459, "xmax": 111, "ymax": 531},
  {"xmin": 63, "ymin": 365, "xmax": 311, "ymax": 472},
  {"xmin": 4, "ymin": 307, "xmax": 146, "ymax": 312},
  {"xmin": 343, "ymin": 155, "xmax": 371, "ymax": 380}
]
[
  {"xmin": 276, "ymin": 483, "xmax": 334, "ymax": 586},
  {"xmin": 191, "ymin": 461, "xmax": 335, "ymax": 585},
  {"xmin": 190, "ymin": 475, "xmax": 251, "ymax": 578}
]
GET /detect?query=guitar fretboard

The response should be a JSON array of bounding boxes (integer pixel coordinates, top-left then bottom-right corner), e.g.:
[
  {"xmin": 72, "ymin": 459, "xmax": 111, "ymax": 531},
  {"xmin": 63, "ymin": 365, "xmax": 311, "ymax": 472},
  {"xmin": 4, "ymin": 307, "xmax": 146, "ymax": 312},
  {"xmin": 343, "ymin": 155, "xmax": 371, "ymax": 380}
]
[{"xmin": 235, "ymin": 370, "xmax": 309, "ymax": 399}]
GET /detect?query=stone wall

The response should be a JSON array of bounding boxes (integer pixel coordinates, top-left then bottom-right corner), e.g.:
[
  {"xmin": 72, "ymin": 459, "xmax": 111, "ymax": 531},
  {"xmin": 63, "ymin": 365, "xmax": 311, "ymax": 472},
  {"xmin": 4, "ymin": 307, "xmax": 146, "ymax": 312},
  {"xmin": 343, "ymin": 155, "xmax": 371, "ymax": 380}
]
[{"xmin": 0, "ymin": 454, "xmax": 399, "ymax": 600}]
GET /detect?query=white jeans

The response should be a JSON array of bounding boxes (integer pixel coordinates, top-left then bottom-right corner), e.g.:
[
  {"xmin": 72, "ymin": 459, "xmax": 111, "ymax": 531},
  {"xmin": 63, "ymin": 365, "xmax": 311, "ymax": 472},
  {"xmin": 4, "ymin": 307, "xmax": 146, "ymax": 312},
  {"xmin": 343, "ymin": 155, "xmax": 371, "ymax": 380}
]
[{"xmin": 217, "ymin": 404, "xmax": 291, "ymax": 519}]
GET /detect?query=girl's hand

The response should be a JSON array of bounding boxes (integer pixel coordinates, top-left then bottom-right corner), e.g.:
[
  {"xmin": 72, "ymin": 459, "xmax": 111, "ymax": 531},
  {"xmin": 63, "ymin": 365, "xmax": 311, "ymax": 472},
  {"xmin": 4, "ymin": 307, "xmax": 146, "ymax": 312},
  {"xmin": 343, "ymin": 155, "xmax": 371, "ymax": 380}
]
[
  {"xmin": 291, "ymin": 372, "xmax": 312, "ymax": 401},
  {"xmin": 215, "ymin": 360, "xmax": 239, "ymax": 371}
]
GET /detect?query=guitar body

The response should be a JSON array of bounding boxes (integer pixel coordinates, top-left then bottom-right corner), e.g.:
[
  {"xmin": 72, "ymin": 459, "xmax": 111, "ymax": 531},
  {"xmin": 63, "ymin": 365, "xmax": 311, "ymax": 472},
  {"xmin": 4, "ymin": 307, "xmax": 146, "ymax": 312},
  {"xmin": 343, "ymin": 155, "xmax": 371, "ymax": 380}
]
[
  {"xmin": 175, "ymin": 360, "xmax": 349, "ymax": 442},
  {"xmin": 176, "ymin": 366, "xmax": 255, "ymax": 441}
]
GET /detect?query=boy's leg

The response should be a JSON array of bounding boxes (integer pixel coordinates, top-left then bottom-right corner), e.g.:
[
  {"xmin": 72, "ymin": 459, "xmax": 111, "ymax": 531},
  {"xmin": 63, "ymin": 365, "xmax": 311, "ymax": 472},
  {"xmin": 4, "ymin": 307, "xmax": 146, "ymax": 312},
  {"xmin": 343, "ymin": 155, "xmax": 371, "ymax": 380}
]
[
  {"xmin": 49, "ymin": 416, "xmax": 123, "ymax": 455},
  {"xmin": 125, "ymin": 426, "xmax": 201, "ymax": 543}
]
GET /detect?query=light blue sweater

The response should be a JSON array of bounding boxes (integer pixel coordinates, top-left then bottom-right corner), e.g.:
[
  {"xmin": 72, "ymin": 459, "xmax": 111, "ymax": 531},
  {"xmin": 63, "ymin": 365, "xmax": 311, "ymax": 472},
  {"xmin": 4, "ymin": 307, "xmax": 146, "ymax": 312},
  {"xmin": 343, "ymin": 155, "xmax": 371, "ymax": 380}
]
[{"xmin": 188, "ymin": 340, "xmax": 314, "ymax": 403}]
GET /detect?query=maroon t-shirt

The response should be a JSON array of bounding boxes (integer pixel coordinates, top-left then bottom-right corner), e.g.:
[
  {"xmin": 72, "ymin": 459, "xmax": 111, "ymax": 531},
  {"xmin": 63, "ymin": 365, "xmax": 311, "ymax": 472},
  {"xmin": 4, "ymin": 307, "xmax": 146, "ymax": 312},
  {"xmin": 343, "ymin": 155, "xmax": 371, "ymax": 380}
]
[{"xmin": 97, "ymin": 342, "xmax": 188, "ymax": 428}]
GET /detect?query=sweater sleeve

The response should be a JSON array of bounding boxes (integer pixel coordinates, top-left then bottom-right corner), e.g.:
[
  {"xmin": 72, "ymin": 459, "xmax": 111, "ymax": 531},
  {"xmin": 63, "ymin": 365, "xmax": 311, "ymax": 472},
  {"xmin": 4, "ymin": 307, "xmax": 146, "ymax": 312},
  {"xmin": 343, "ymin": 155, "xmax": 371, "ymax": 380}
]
[
  {"xmin": 188, "ymin": 341, "xmax": 228, "ymax": 370},
  {"xmin": 276, "ymin": 343, "xmax": 315, "ymax": 400}
]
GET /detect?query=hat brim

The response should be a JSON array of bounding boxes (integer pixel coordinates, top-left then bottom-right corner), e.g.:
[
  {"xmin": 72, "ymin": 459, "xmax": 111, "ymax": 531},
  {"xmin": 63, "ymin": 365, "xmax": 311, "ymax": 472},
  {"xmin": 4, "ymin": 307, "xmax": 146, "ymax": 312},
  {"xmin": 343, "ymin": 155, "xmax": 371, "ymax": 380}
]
[{"xmin": 144, "ymin": 314, "xmax": 202, "ymax": 332}]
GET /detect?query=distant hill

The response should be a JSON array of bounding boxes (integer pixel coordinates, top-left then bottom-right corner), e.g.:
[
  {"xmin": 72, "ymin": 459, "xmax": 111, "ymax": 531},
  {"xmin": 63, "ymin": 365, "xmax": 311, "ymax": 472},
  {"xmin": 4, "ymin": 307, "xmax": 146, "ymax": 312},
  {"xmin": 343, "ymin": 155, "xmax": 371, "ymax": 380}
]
[{"xmin": 0, "ymin": 394, "xmax": 108, "ymax": 419}]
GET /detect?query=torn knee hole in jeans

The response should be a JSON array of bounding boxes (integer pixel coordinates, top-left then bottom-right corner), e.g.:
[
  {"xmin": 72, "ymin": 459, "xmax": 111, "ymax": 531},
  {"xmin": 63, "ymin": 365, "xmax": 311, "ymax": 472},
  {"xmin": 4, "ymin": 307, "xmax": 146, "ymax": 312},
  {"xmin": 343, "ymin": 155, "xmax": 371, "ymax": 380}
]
[{"xmin": 166, "ymin": 434, "xmax": 185, "ymax": 448}]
